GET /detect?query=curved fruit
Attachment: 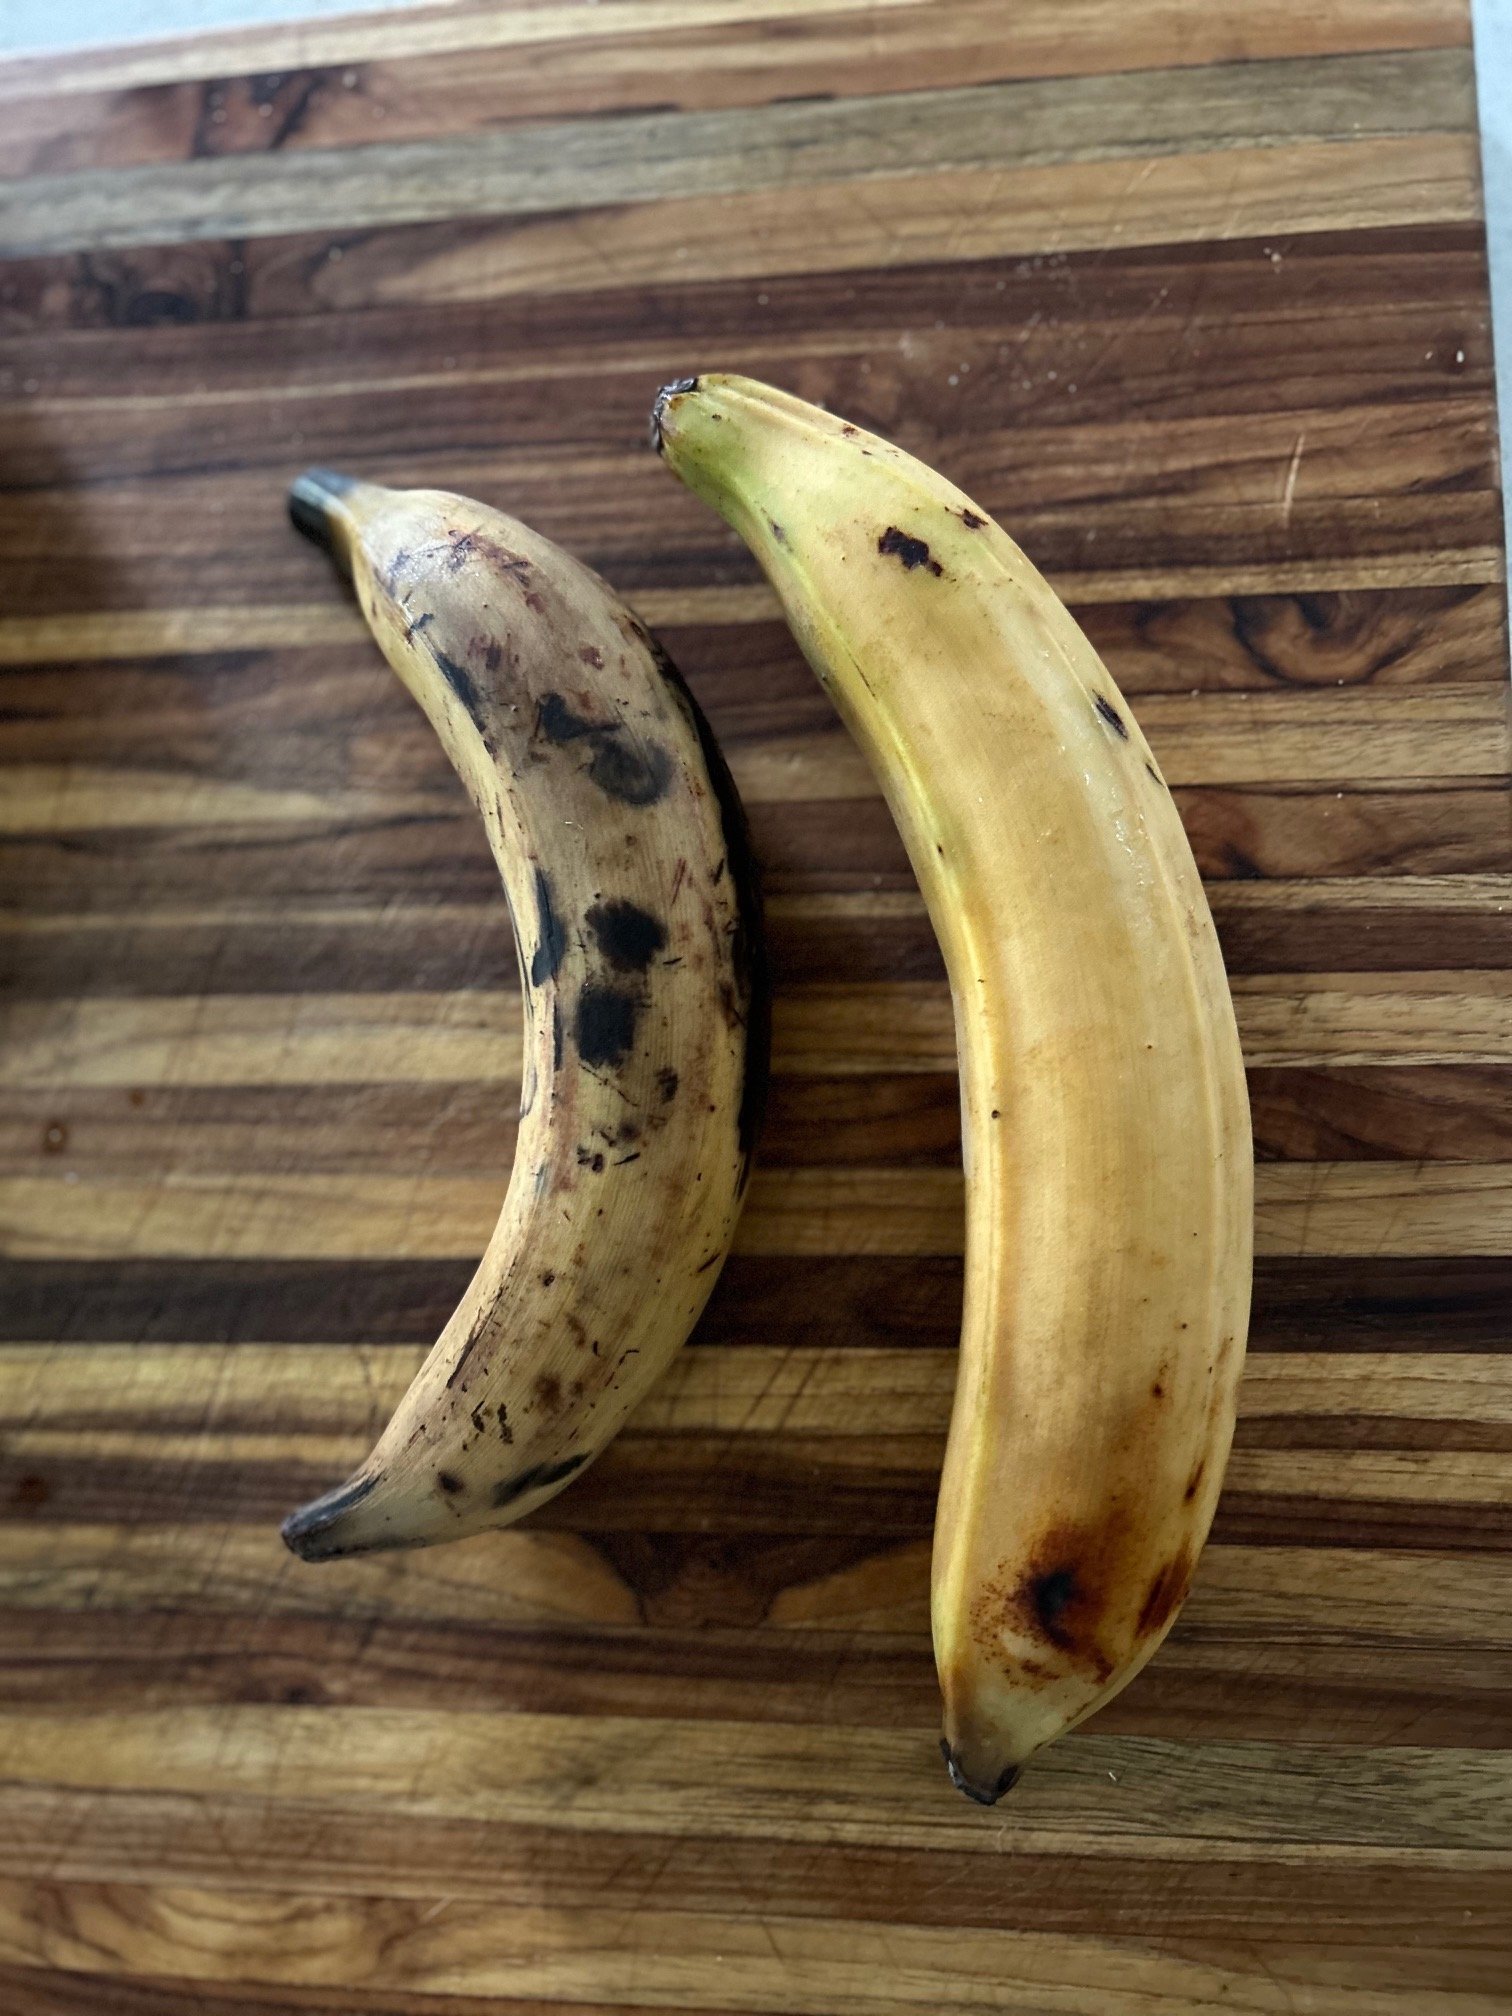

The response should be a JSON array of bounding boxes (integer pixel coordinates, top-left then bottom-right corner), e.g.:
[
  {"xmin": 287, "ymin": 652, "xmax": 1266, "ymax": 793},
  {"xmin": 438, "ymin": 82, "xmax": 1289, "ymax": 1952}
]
[
  {"xmin": 654, "ymin": 376, "xmax": 1251, "ymax": 1797},
  {"xmin": 281, "ymin": 471, "xmax": 766, "ymax": 1559}
]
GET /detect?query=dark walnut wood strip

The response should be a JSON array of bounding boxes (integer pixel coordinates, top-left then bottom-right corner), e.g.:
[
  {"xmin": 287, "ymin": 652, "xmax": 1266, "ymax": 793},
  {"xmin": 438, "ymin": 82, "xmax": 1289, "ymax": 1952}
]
[
  {"xmin": 0, "ymin": 0, "xmax": 1471, "ymax": 179},
  {"xmin": 0, "ymin": 141, "xmax": 1482, "ymax": 334},
  {"xmin": 0, "ymin": 227, "xmax": 1489, "ymax": 408},
  {"xmin": 1, "ymin": 1434, "xmax": 1503, "ymax": 1547},
  {"xmin": 3, "ymin": 1067, "xmax": 1510, "ymax": 1175},
  {"xmin": 1, "ymin": 1253, "xmax": 1511, "ymax": 1350},
  {"xmin": 0, "ymin": 52, "xmax": 1474, "ymax": 260},
  {"xmin": 0, "ymin": 250, "xmax": 1495, "ymax": 467},
  {"xmin": 2, "ymin": 782, "xmax": 1507, "ymax": 887},
  {"xmin": 0, "ymin": 597, "xmax": 1501, "ymax": 761},
  {"xmin": 2, "ymin": 778, "xmax": 1507, "ymax": 891},
  {"xmin": 0, "ymin": 788, "xmax": 1500, "ymax": 923},
  {"xmin": 1, "ymin": 1602, "xmax": 1507, "ymax": 1749},
  {"xmin": 0, "ymin": 402, "xmax": 1497, "ymax": 617},
  {"xmin": 2, "ymin": 882, "xmax": 1509, "ymax": 999}
]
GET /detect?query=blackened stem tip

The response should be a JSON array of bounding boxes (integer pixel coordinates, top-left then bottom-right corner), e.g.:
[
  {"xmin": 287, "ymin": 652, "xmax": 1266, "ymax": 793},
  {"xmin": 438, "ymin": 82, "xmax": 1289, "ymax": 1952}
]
[
  {"xmin": 649, "ymin": 376, "xmax": 699, "ymax": 455},
  {"xmin": 289, "ymin": 467, "xmax": 360, "ymax": 566},
  {"xmin": 280, "ymin": 1468, "xmax": 380, "ymax": 1563},
  {"xmin": 941, "ymin": 1739, "xmax": 1021, "ymax": 1806}
]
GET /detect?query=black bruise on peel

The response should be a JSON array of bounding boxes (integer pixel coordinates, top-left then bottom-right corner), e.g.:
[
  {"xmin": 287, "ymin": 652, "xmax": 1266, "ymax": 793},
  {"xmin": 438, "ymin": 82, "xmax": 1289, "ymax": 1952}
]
[
  {"xmin": 589, "ymin": 736, "xmax": 673, "ymax": 807},
  {"xmin": 587, "ymin": 899, "xmax": 666, "ymax": 973},
  {"xmin": 491, "ymin": 1452, "xmax": 588, "ymax": 1508},
  {"xmin": 1094, "ymin": 694, "xmax": 1129, "ymax": 739},
  {"xmin": 537, "ymin": 692, "xmax": 673, "ymax": 807},
  {"xmin": 531, "ymin": 867, "xmax": 567, "ymax": 986},
  {"xmin": 575, "ymin": 981, "xmax": 640, "ymax": 1069},
  {"xmin": 1029, "ymin": 1566, "xmax": 1081, "ymax": 1649},
  {"xmin": 431, "ymin": 644, "xmax": 490, "ymax": 738},
  {"xmin": 878, "ymin": 526, "xmax": 942, "ymax": 577},
  {"xmin": 632, "ymin": 618, "xmax": 770, "ymax": 1188}
]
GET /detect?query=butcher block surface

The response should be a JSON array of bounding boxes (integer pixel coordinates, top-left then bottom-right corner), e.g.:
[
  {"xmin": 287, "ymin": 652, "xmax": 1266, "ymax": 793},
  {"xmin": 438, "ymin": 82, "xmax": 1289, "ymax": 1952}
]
[{"xmin": 0, "ymin": 1, "xmax": 1509, "ymax": 2009}]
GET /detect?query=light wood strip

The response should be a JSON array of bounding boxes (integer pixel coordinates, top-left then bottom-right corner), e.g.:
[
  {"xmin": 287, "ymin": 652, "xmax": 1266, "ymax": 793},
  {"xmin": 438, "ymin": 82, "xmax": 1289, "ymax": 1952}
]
[
  {"xmin": 2, "ymin": 976, "xmax": 1508, "ymax": 1087},
  {"xmin": 0, "ymin": 1162, "xmax": 1507, "ymax": 1259},
  {"xmin": 0, "ymin": 550, "xmax": 1503, "ymax": 669},
  {"xmin": 8, "ymin": 1428, "xmax": 1504, "ymax": 1506},
  {"xmin": 0, "ymin": 52, "xmax": 1474, "ymax": 259},
  {"xmin": 0, "ymin": 605, "xmax": 365, "ymax": 665},
  {"xmin": 0, "ymin": 0, "xmax": 917, "ymax": 99},
  {"xmin": 0, "ymin": 4, "xmax": 1476, "ymax": 184},
  {"xmin": 0, "ymin": 1874, "xmax": 1509, "ymax": 2016},
  {"xmin": 0, "ymin": 1521, "xmax": 1505, "ymax": 1653},
  {"xmin": 0, "ymin": 0, "xmax": 1469, "ymax": 107},
  {"xmin": 294, "ymin": 135, "xmax": 1482, "ymax": 311},
  {"xmin": 0, "ymin": 1344, "xmax": 1505, "ymax": 1439},
  {"xmin": 0, "ymin": 688, "xmax": 1502, "ymax": 832},
  {"xmin": 0, "ymin": 1874, "xmax": 1507, "ymax": 2014},
  {"xmin": 0, "ymin": 1706, "xmax": 1506, "ymax": 1860}
]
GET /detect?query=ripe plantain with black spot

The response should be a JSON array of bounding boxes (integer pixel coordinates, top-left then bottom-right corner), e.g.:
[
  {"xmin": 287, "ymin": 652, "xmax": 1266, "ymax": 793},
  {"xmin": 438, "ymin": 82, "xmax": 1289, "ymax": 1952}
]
[{"xmin": 282, "ymin": 471, "xmax": 766, "ymax": 1559}]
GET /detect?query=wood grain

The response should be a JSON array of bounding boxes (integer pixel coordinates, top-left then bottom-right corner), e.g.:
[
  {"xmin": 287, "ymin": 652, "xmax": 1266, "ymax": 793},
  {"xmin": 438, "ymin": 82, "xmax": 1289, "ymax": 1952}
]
[{"xmin": 0, "ymin": 0, "xmax": 1506, "ymax": 2008}]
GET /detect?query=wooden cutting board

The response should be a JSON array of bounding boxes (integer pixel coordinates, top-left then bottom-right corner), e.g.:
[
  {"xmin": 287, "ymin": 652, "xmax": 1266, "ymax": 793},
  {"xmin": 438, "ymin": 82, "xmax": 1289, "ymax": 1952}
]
[{"xmin": 0, "ymin": 2, "xmax": 1508, "ymax": 2009}]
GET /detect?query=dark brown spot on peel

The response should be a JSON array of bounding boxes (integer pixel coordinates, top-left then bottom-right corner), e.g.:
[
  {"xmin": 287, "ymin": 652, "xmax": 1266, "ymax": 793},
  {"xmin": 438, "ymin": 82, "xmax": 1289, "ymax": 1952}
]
[
  {"xmin": 985, "ymin": 1517, "xmax": 1128, "ymax": 1684},
  {"xmin": 1185, "ymin": 1461, "xmax": 1206, "ymax": 1502},
  {"xmin": 587, "ymin": 898, "xmax": 666, "ymax": 973},
  {"xmin": 575, "ymin": 982, "xmax": 640, "ymax": 1069},
  {"xmin": 960, "ymin": 508, "xmax": 986, "ymax": 529},
  {"xmin": 536, "ymin": 693, "xmax": 672, "ymax": 805},
  {"xmin": 1136, "ymin": 1551, "xmax": 1195, "ymax": 1638},
  {"xmin": 530, "ymin": 867, "xmax": 566, "ymax": 985},
  {"xmin": 1024, "ymin": 1565, "xmax": 1081, "ymax": 1650},
  {"xmin": 1094, "ymin": 694, "xmax": 1129, "ymax": 738},
  {"xmin": 588, "ymin": 736, "xmax": 673, "ymax": 806},
  {"xmin": 635, "ymin": 623, "xmax": 768, "ymax": 1189},
  {"xmin": 430, "ymin": 646, "xmax": 487, "ymax": 731},
  {"xmin": 580, "ymin": 645, "xmax": 604, "ymax": 667},
  {"xmin": 878, "ymin": 526, "xmax": 942, "ymax": 576},
  {"xmin": 534, "ymin": 1373, "xmax": 563, "ymax": 1414},
  {"xmin": 436, "ymin": 1470, "xmax": 463, "ymax": 1495}
]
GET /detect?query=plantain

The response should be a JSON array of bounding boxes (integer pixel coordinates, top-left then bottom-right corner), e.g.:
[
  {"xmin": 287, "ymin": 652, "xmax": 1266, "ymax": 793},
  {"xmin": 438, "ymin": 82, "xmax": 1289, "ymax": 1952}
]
[
  {"xmin": 653, "ymin": 376, "xmax": 1251, "ymax": 1798},
  {"xmin": 281, "ymin": 472, "xmax": 766, "ymax": 1560}
]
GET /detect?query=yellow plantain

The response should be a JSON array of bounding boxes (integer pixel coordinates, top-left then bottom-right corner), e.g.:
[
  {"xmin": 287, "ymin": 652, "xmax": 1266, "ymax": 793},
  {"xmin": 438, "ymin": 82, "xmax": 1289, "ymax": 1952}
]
[
  {"xmin": 281, "ymin": 471, "xmax": 766, "ymax": 1560},
  {"xmin": 653, "ymin": 376, "xmax": 1251, "ymax": 1799}
]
